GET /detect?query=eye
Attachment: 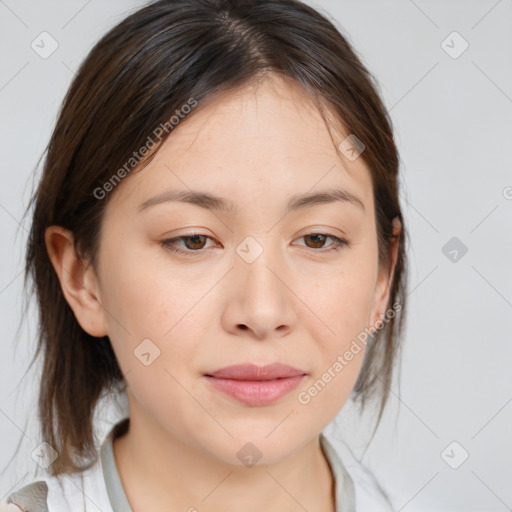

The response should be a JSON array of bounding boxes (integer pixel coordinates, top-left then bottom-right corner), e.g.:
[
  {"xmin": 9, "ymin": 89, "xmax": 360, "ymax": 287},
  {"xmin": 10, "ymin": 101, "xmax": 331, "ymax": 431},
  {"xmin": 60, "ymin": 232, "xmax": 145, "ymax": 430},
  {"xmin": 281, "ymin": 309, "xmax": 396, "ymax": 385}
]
[
  {"xmin": 294, "ymin": 233, "xmax": 349, "ymax": 253},
  {"xmin": 160, "ymin": 234, "xmax": 217, "ymax": 255},
  {"xmin": 160, "ymin": 232, "xmax": 349, "ymax": 256}
]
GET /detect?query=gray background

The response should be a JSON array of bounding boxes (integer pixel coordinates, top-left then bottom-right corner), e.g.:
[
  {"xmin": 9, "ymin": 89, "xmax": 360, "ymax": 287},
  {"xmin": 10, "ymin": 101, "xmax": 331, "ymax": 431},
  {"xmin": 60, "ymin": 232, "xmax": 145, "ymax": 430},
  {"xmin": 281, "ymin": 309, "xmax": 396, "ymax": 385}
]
[{"xmin": 1, "ymin": 1, "xmax": 511, "ymax": 510}]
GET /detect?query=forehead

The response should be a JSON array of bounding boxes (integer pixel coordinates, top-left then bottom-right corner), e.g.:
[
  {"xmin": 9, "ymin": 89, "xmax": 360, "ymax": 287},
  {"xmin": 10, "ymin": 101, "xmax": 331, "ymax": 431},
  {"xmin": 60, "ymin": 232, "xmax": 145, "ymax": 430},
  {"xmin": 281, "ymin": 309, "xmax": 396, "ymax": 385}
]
[{"xmin": 107, "ymin": 75, "xmax": 374, "ymax": 215}]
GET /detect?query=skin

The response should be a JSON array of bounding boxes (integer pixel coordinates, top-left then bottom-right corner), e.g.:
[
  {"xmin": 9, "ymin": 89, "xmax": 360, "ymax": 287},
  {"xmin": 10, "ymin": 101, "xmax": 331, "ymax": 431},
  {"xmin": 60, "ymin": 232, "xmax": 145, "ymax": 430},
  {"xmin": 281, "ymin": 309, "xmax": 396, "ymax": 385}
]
[{"xmin": 46, "ymin": 73, "xmax": 400, "ymax": 512}]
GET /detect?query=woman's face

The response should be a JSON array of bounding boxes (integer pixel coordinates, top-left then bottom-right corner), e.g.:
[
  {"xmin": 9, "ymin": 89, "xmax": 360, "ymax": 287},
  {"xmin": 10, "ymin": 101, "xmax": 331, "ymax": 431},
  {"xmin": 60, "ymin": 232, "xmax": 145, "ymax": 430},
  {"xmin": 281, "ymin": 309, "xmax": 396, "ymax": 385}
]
[{"xmin": 90, "ymin": 75, "xmax": 395, "ymax": 464}]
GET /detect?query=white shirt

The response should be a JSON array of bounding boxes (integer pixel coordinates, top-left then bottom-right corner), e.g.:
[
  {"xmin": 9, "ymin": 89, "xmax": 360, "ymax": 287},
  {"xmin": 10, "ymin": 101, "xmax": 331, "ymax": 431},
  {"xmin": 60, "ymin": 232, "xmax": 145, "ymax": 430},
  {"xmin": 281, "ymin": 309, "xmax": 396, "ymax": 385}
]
[{"xmin": 1, "ymin": 417, "xmax": 395, "ymax": 512}]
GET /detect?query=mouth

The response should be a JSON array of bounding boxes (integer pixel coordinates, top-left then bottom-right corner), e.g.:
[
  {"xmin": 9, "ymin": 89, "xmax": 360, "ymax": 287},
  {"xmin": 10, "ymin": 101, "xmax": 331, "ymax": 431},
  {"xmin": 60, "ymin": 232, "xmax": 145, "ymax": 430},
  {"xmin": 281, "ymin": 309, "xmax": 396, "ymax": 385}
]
[{"xmin": 203, "ymin": 363, "xmax": 307, "ymax": 406}]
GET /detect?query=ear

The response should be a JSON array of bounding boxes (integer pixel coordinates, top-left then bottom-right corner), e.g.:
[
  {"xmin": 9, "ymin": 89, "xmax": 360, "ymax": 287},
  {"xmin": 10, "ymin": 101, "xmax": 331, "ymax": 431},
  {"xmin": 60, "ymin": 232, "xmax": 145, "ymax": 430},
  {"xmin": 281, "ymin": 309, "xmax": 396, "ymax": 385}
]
[
  {"xmin": 44, "ymin": 226, "xmax": 108, "ymax": 337},
  {"xmin": 369, "ymin": 217, "xmax": 401, "ymax": 331}
]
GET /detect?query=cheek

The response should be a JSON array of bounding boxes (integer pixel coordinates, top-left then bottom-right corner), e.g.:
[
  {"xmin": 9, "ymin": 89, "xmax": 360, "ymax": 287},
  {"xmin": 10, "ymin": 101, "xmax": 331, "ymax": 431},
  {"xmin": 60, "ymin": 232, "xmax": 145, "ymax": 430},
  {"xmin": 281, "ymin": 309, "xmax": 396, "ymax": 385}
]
[
  {"xmin": 294, "ymin": 251, "xmax": 376, "ymax": 403},
  {"xmin": 98, "ymin": 239, "xmax": 178, "ymax": 331},
  {"xmin": 301, "ymin": 257, "xmax": 377, "ymax": 343},
  {"xmin": 97, "ymin": 242, "xmax": 211, "ymax": 378},
  {"xmin": 312, "ymin": 287, "xmax": 369, "ymax": 386},
  {"xmin": 294, "ymin": 274, "xmax": 372, "ymax": 420}
]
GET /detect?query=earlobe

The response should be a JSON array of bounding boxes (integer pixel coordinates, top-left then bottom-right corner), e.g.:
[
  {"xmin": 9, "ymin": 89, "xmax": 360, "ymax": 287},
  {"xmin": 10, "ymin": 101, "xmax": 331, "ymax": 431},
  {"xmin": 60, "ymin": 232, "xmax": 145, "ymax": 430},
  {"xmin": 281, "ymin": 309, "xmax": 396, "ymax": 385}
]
[{"xmin": 44, "ymin": 226, "xmax": 108, "ymax": 338}]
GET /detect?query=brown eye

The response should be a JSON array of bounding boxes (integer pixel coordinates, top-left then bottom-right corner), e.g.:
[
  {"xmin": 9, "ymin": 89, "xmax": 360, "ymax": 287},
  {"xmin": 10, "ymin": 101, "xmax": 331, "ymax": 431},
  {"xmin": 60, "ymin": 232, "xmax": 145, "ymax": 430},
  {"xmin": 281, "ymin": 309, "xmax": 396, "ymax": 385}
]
[
  {"xmin": 161, "ymin": 234, "xmax": 214, "ymax": 255},
  {"xmin": 295, "ymin": 233, "xmax": 349, "ymax": 253},
  {"xmin": 303, "ymin": 234, "xmax": 328, "ymax": 249},
  {"xmin": 182, "ymin": 235, "xmax": 208, "ymax": 250}
]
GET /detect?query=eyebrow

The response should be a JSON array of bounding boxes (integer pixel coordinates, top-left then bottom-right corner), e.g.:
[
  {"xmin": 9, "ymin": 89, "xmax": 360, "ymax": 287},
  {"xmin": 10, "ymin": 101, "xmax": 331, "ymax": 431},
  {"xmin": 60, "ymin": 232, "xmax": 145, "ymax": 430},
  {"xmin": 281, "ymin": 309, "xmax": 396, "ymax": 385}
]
[{"xmin": 137, "ymin": 188, "xmax": 365, "ymax": 213}]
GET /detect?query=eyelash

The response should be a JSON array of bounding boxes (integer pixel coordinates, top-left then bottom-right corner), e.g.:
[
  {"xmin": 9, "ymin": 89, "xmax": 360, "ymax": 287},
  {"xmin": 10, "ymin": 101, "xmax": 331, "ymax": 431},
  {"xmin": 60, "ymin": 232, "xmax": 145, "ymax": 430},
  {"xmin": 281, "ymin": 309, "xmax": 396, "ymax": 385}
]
[{"xmin": 160, "ymin": 233, "xmax": 349, "ymax": 256}]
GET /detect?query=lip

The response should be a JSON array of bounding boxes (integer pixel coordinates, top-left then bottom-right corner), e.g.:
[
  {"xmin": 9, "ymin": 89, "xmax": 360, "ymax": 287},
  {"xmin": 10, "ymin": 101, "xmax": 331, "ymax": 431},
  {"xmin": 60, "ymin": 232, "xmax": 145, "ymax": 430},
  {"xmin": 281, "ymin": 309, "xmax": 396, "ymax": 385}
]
[{"xmin": 204, "ymin": 363, "xmax": 307, "ymax": 406}]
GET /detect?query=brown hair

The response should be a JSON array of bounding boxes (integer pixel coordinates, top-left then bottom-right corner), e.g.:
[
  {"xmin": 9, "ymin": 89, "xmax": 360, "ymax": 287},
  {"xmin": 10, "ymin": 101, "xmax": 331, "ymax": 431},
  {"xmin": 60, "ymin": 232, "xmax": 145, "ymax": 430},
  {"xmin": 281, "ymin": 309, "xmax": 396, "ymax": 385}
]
[{"xmin": 21, "ymin": 0, "xmax": 408, "ymax": 477}]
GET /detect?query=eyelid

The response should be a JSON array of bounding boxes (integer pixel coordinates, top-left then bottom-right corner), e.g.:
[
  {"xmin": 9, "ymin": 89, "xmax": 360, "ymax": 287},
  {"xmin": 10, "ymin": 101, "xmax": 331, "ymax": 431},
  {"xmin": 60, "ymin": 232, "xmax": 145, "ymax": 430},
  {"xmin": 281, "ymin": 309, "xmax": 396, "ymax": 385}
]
[{"xmin": 295, "ymin": 225, "xmax": 348, "ymax": 239}]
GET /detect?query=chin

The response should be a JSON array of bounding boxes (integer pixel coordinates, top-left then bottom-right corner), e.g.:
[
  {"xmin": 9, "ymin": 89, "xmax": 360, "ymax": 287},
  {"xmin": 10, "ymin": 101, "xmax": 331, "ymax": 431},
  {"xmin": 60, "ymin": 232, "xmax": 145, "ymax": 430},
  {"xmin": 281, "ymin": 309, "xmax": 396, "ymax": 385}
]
[{"xmin": 193, "ymin": 426, "xmax": 310, "ymax": 468}]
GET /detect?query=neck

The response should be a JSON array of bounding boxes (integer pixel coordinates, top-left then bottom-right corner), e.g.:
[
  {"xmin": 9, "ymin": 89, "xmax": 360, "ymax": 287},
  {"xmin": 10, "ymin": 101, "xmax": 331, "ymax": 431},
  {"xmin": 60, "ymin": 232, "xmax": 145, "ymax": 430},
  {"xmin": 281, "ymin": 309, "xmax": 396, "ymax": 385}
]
[{"xmin": 113, "ymin": 410, "xmax": 335, "ymax": 512}]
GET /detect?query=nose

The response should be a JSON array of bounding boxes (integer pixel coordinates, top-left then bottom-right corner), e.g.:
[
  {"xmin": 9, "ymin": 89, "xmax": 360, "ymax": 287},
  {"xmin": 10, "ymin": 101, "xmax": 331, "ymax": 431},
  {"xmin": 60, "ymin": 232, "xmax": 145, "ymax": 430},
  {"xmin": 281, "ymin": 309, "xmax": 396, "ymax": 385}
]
[{"xmin": 221, "ymin": 241, "xmax": 298, "ymax": 340}]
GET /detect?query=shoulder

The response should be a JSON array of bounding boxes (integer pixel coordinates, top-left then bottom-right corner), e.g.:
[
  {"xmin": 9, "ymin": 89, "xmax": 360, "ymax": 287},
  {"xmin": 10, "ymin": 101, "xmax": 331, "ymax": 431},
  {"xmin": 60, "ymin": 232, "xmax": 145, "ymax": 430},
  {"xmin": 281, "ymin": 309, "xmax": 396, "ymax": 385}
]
[
  {"xmin": 0, "ymin": 417, "xmax": 129, "ymax": 512},
  {"xmin": 0, "ymin": 480, "xmax": 49, "ymax": 512},
  {"xmin": 0, "ymin": 460, "xmax": 112, "ymax": 512},
  {"xmin": 321, "ymin": 432, "xmax": 396, "ymax": 512}
]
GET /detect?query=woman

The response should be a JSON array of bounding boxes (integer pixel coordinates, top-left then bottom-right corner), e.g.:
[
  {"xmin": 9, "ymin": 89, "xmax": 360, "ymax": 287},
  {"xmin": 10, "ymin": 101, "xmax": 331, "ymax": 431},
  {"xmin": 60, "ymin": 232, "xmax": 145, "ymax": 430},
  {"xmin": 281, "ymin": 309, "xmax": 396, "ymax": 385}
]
[{"xmin": 2, "ymin": 0, "xmax": 408, "ymax": 510}]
